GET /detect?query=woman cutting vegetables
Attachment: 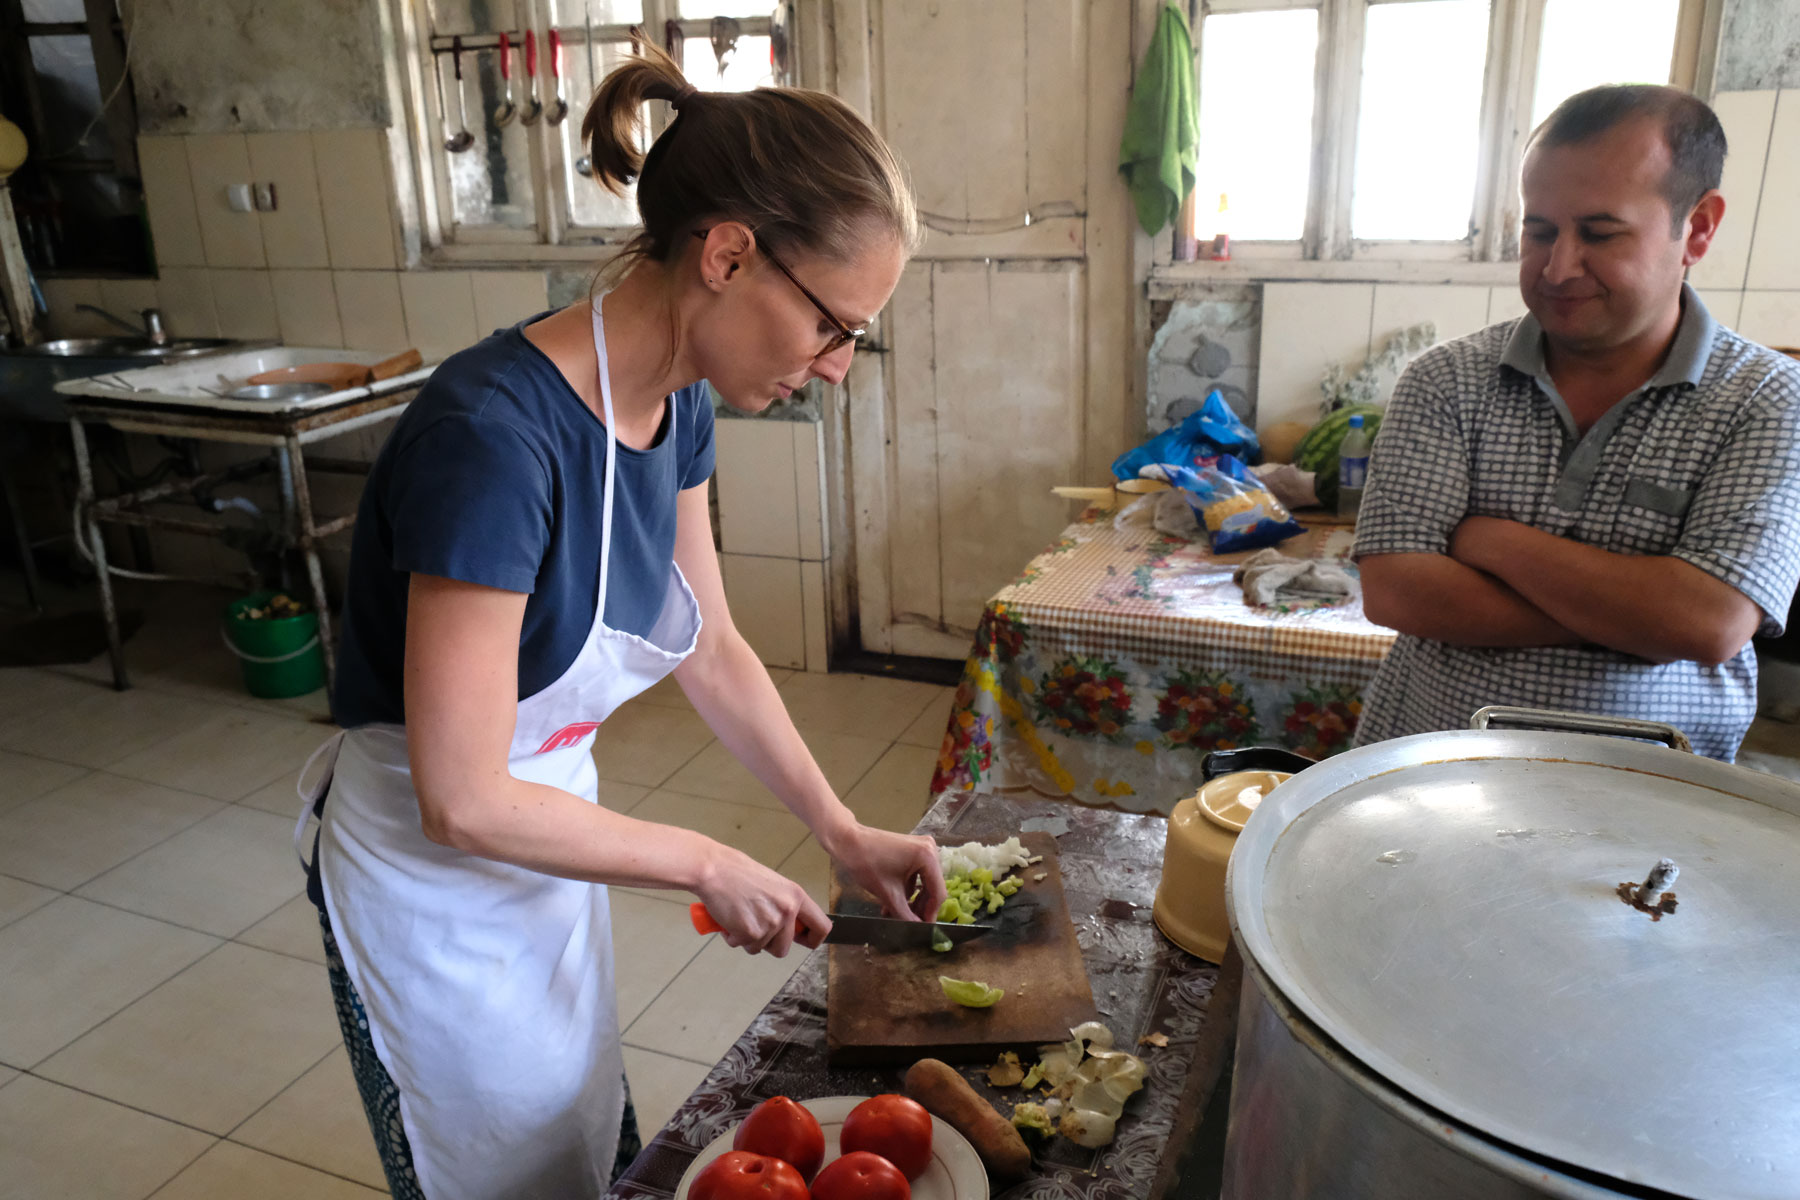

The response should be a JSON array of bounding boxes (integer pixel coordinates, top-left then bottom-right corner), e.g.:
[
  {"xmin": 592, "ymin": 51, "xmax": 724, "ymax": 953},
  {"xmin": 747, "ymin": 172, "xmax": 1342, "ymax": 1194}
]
[{"xmin": 294, "ymin": 46, "xmax": 947, "ymax": 1200}]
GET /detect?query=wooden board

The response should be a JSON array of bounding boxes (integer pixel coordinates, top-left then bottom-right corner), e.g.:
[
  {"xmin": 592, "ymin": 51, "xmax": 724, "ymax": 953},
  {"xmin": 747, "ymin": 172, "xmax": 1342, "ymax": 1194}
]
[{"xmin": 826, "ymin": 832, "xmax": 1099, "ymax": 1067}]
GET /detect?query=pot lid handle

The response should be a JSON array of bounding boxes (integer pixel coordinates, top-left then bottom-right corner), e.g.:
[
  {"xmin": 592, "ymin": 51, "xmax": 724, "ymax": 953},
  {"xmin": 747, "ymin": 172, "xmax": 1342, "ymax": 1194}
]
[{"xmin": 1469, "ymin": 705, "xmax": 1692, "ymax": 753}]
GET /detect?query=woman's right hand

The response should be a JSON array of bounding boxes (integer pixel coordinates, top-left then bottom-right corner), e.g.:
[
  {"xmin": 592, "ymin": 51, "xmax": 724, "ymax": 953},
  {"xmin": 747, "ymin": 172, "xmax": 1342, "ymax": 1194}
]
[{"xmin": 693, "ymin": 843, "xmax": 831, "ymax": 958}]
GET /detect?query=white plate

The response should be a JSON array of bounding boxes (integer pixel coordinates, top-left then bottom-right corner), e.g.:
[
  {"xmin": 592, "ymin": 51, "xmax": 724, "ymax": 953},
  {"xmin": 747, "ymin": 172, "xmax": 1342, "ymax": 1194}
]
[{"xmin": 674, "ymin": 1095, "xmax": 988, "ymax": 1200}]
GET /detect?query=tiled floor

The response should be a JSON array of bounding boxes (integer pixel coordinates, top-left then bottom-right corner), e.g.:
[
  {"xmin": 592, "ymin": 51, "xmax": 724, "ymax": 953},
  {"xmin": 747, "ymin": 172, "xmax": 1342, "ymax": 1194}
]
[
  {"xmin": 0, "ymin": 580, "xmax": 955, "ymax": 1200},
  {"xmin": 7, "ymin": 578, "xmax": 1800, "ymax": 1200}
]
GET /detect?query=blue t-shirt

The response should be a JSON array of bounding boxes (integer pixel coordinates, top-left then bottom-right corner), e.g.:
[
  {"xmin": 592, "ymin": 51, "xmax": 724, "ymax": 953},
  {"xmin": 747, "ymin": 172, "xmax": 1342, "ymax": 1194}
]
[{"xmin": 331, "ymin": 313, "xmax": 716, "ymax": 729}]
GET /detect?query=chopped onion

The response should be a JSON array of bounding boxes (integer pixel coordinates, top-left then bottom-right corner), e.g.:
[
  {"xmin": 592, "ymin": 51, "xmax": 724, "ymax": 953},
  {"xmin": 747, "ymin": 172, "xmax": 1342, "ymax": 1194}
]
[
  {"xmin": 1070, "ymin": 1077, "xmax": 1125, "ymax": 1120},
  {"xmin": 1070, "ymin": 1021, "xmax": 1115, "ymax": 1051},
  {"xmin": 1036, "ymin": 1044, "xmax": 1081, "ymax": 1088},
  {"xmin": 940, "ymin": 836, "xmax": 1033, "ymax": 878},
  {"xmin": 1024, "ymin": 1022, "xmax": 1149, "ymax": 1148},
  {"xmin": 1059, "ymin": 1107, "xmax": 1118, "ymax": 1148}
]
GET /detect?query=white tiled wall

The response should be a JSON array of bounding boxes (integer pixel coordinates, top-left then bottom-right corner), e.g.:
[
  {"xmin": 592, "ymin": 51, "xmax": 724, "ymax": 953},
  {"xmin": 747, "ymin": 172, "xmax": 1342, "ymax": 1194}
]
[
  {"xmin": 717, "ymin": 420, "xmax": 799, "ymax": 559},
  {"xmin": 1686, "ymin": 87, "xmax": 1800, "ymax": 349},
  {"xmin": 398, "ymin": 272, "xmax": 479, "ymax": 362},
  {"xmin": 1486, "ymin": 286, "xmax": 1530, "ymax": 325},
  {"xmin": 474, "ymin": 273, "xmax": 553, "ymax": 336},
  {"xmin": 42, "ymin": 132, "xmax": 556, "ymax": 362},
  {"xmin": 311, "ymin": 129, "xmax": 400, "ymax": 271},
  {"xmin": 185, "ymin": 134, "xmax": 265, "ymax": 269},
  {"xmin": 715, "ymin": 420, "xmax": 834, "ymax": 673},
  {"xmin": 209, "ymin": 270, "xmax": 280, "ymax": 341},
  {"xmin": 1370, "ymin": 284, "xmax": 1491, "ymax": 346},
  {"xmin": 719, "ymin": 554, "xmax": 807, "ymax": 671},
  {"xmin": 1689, "ymin": 89, "xmax": 1777, "ymax": 292},
  {"xmin": 332, "ymin": 271, "xmax": 409, "ymax": 351},
  {"xmin": 269, "ymin": 270, "xmax": 344, "ymax": 348},
  {"xmin": 1745, "ymin": 89, "xmax": 1800, "ymax": 292},
  {"xmin": 1257, "ymin": 283, "xmax": 1376, "ymax": 431},
  {"xmin": 138, "ymin": 136, "xmax": 205, "ymax": 267},
  {"xmin": 1697, "ymin": 289, "xmax": 1745, "ymax": 328},
  {"xmin": 1740, "ymin": 290, "xmax": 1800, "ymax": 348},
  {"xmin": 245, "ymin": 133, "xmax": 331, "ymax": 270}
]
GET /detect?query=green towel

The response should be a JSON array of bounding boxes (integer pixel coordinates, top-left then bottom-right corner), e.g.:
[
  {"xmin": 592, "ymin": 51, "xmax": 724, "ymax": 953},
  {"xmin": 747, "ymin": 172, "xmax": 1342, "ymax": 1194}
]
[{"xmin": 1119, "ymin": 1, "xmax": 1198, "ymax": 237}]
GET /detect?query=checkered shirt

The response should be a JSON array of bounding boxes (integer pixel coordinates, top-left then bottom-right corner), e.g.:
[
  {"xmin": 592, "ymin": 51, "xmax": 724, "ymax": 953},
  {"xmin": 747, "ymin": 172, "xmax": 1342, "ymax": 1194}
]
[{"xmin": 1352, "ymin": 286, "xmax": 1800, "ymax": 761}]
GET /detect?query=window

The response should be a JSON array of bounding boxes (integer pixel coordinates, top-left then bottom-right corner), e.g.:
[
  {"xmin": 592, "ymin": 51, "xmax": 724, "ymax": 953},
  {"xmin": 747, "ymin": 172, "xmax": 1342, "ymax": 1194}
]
[
  {"xmin": 0, "ymin": 0, "xmax": 149, "ymax": 275},
  {"xmin": 408, "ymin": 0, "xmax": 786, "ymax": 258},
  {"xmin": 1186, "ymin": 0, "xmax": 1718, "ymax": 264}
]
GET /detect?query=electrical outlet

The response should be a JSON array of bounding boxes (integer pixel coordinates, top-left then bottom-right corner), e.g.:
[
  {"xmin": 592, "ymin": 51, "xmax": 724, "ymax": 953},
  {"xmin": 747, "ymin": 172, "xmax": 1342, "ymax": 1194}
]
[
  {"xmin": 226, "ymin": 183, "xmax": 254, "ymax": 212},
  {"xmin": 253, "ymin": 182, "xmax": 278, "ymax": 212}
]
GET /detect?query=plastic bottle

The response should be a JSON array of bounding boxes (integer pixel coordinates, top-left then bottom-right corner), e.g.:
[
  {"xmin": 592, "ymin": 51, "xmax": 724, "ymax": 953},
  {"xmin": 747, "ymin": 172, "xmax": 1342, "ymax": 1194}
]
[{"xmin": 1337, "ymin": 413, "xmax": 1370, "ymax": 520}]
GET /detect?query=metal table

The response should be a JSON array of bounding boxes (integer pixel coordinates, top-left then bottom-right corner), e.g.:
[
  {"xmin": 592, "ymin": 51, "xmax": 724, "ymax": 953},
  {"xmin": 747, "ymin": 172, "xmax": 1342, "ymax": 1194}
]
[{"xmin": 61, "ymin": 388, "xmax": 416, "ymax": 691}]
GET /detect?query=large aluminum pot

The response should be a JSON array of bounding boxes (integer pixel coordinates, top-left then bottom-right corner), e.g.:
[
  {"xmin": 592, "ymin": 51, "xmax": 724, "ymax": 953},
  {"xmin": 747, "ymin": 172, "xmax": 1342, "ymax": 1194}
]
[{"xmin": 1221, "ymin": 706, "xmax": 1800, "ymax": 1199}]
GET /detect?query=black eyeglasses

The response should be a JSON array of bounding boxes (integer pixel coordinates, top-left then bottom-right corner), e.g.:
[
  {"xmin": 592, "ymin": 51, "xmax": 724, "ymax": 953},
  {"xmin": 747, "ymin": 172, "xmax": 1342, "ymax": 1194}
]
[{"xmin": 692, "ymin": 229, "xmax": 867, "ymax": 357}]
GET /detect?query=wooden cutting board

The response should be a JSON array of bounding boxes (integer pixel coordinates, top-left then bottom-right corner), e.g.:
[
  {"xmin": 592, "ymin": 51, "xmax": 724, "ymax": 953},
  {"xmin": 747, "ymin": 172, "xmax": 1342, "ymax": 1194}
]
[{"xmin": 826, "ymin": 832, "xmax": 1099, "ymax": 1067}]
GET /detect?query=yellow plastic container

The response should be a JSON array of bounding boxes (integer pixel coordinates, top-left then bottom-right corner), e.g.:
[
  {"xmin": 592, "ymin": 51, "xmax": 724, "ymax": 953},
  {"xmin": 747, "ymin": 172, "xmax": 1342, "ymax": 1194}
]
[{"xmin": 1153, "ymin": 769, "xmax": 1291, "ymax": 963}]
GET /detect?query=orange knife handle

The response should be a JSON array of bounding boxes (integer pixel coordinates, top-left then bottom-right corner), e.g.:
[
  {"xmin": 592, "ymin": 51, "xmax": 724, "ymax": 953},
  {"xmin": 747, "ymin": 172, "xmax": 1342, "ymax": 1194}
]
[
  {"xmin": 689, "ymin": 902, "xmax": 725, "ymax": 935},
  {"xmin": 689, "ymin": 902, "xmax": 812, "ymax": 940}
]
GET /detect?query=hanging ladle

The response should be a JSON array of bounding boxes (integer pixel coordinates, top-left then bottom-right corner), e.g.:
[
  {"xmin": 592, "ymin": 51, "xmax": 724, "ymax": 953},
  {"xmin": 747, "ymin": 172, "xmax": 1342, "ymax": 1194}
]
[
  {"xmin": 492, "ymin": 31, "xmax": 517, "ymax": 127},
  {"xmin": 520, "ymin": 29, "xmax": 544, "ymax": 126},
  {"xmin": 547, "ymin": 29, "xmax": 570, "ymax": 125},
  {"xmin": 574, "ymin": 0, "xmax": 597, "ymax": 175},
  {"xmin": 444, "ymin": 36, "xmax": 475, "ymax": 153},
  {"xmin": 433, "ymin": 48, "xmax": 459, "ymax": 152}
]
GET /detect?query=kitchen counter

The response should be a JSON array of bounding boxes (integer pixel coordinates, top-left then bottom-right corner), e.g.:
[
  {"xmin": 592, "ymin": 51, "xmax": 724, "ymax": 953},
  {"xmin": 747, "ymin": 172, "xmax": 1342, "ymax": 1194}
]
[{"xmin": 607, "ymin": 790, "xmax": 1228, "ymax": 1200}]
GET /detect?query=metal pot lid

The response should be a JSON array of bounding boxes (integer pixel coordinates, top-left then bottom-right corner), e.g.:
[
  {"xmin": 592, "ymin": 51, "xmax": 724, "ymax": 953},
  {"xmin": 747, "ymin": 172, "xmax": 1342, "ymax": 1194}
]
[{"xmin": 1226, "ymin": 708, "xmax": 1800, "ymax": 1199}]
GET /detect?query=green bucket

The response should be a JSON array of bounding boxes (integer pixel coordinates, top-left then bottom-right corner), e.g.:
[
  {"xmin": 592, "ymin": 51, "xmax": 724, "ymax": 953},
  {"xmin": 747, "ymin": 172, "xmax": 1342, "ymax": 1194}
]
[{"xmin": 223, "ymin": 592, "xmax": 326, "ymax": 699}]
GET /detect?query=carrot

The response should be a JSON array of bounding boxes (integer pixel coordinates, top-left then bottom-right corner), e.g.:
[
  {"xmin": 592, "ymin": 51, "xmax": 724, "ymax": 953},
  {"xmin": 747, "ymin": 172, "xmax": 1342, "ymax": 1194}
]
[{"xmin": 903, "ymin": 1057, "xmax": 1033, "ymax": 1182}]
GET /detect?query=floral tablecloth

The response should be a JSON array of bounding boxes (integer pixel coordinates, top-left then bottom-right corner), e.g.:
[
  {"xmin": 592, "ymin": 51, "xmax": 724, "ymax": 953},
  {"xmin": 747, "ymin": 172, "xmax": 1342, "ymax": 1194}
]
[
  {"xmin": 605, "ymin": 791, "xmax": 1224, "ymax": 1200},
  {"xmin": 930, "ymin": 508, "xmax": 1396, "ymax": 814}
]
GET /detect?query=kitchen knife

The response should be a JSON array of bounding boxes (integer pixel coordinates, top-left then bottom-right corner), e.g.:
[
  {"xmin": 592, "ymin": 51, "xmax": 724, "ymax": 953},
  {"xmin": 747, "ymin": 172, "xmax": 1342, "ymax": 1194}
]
[{"xmin": 688, "ymin": 902, "xmax": 993, "ymax": 950}]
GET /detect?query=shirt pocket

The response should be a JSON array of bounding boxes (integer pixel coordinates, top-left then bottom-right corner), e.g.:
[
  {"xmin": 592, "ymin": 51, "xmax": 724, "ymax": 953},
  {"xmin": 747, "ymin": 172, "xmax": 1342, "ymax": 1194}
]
[{"xmin": 1615, "ymin": 479, "xmax": 1694, "ymax": 553}]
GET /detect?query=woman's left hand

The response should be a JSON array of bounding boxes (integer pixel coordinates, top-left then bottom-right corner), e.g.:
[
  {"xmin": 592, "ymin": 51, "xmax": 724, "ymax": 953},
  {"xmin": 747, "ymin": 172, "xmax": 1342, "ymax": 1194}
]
[{"xmin": 826, "ymin": 822, "xmax": 947, "ymax": 923}]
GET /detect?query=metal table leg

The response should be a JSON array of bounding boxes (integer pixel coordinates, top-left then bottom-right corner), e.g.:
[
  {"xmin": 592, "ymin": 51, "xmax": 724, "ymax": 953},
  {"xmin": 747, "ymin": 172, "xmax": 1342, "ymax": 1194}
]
[
  {"xmin": 284, "ymin": 434, "xmax": 336, "ymax": 692},
  {"xmin": 1, "ymin": 469, "xmax": 43, "ymax": 613},
  {"xmin": 274, "ymin": 448, "xmax": 296, "ymax": 592},
  {"xmin": 68, "ymin": 416, "xmax": 129, "ymax": 690}
]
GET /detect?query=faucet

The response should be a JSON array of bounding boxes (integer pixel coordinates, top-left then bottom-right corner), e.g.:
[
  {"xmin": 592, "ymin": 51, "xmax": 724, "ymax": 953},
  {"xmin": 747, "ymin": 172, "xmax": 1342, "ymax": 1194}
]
[{"xmin": 75, "ymin": 303, "xmax": 170, "ymax": 345}]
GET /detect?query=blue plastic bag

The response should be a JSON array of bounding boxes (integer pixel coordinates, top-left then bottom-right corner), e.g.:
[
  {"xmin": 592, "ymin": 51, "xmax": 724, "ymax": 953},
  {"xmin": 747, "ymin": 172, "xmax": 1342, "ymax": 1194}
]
[
  {"xmin": 1111, "ymin": 389, "xmax": 1260, "ymax": 481},
  {"xmin": 1145, "ymin": 459, "xmax": 1304, "ymax": 554}
]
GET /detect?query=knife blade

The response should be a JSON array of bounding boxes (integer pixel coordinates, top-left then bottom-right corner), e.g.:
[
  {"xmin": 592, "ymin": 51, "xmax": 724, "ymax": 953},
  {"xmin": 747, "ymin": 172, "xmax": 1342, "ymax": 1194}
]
[{"xmin": 688, "ymin": 902, "xmax": 993, "ymax": 949}]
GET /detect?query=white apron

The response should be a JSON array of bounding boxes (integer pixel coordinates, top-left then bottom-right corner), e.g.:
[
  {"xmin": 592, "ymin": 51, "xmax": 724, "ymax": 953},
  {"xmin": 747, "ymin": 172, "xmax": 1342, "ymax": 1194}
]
[{"xmin": 295, "ymin": 300, "xmax": 701, "ymax": 1200}]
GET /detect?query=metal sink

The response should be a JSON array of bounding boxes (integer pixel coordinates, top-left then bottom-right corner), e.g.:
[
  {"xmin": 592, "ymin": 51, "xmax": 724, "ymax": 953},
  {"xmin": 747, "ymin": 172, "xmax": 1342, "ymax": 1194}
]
[
  {"xmin": 1, "ymin": 335, "xmax": 255, "ymax": 422},
  {"xmin": 10, "ymin": 336, "xmax": 240, "ymax": 360}
]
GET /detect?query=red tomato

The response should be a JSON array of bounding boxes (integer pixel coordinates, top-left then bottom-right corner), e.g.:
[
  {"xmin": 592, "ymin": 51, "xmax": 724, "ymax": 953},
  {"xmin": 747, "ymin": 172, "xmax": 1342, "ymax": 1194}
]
[
  {"xmin": 733, "ymin": 1096, "xmax": 827, "ymax": 1182},
  {"xmin": 690, "ymin": 1151, "xmax": 811, "ymax": 1200},
  {"xmin": 811, "ymin": 1150, "xmax": 912, "ymax": 1200},
  {"xmin": 839, "ymin": 1094, "xmax": 933, "ymax": 1181}
]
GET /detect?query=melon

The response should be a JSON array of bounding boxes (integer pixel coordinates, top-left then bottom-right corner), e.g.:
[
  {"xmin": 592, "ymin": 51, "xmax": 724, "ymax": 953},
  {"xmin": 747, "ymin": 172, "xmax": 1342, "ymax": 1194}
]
[
  {"xmin": 1293, "ymin": 404, "xmax": 1384, "ymax": 509},
  {"xmin": 1257, "ymin": 420, "xmax": 1313, "ymax": 465}
]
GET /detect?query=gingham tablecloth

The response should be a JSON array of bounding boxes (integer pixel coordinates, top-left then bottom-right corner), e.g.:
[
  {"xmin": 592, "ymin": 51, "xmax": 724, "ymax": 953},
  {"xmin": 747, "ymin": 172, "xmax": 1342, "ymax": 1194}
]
[{"xmin": 929, "ymin": 507, "xmax": 1396, "ymax": 813}]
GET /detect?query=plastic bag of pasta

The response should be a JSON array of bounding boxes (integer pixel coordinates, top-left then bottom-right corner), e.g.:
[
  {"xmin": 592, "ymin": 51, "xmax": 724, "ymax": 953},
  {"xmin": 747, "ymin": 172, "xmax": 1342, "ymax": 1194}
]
[{"xmin": 1149, "ymin": 461, "xmax": 1304, "ymax": 554}]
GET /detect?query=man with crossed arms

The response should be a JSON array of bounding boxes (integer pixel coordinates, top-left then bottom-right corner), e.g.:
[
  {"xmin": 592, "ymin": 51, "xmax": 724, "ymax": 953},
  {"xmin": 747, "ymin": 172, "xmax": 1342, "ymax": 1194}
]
[{"xmin": 1355, "ymin": 84, "xmax": 1800, "ymax": 761}]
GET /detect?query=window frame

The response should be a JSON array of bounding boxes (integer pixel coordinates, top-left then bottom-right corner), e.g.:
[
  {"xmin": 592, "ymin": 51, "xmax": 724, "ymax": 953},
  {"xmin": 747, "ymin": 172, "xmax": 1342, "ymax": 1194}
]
[
  {"xmin": 1174, "ymin": 0, "xmax": 1724, "ymax": 276},
  {"xmin": 1, "ymin": 0, "xmax": 147, "ymax": 277},
  {"xmin": 395, "ymin": 0, "xmax": 787, "ymax": 265}
]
